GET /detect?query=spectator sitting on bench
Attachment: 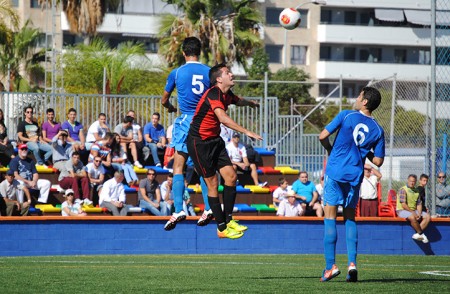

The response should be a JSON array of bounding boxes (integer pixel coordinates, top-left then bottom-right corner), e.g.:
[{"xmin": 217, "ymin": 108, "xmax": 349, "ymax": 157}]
[
  {"xmin": 9, "ymin": 144, "xmax": 51, "ymax": 204},
  {"xmin": 291, "ymin": 171, "xmax": 323, "ymax": 217},
  {"xmin": 58, "ymin": 151, "xmax": 92, "ymax": 205},
  {"xmin": 0, "ymin": 108, "xmax": 15, "ymax": 167},
  {"xmin": 0, "ymin": 169, "xmax": 32, "ymax": 216},
  {"xmin": 51, "ymin": 129, "xmax": 72, "ymax": 171},
  {"xmin": 273, "ymin": 177, "xmax": 290, "ymax": 208},
  {"xmin": 276, "ymin": 190, "xmax": 304, "ymax": 217},
  {"xmin": 143, "ymin": 112, "xmax": 166, "ymax": 167},
  {"xmin": 61, "ymin": 189, "xmax": 87, "ymax": 217},
  {"xmin": 226, "ymin": 132, "xmax": 266, "ymax": 187}
]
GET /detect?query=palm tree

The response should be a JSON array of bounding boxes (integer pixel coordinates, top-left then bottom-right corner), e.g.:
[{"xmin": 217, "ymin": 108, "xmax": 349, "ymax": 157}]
[
  {"xmin": 38, "ymin": 0, "xmax": 111, "ymax": 36},
  {"xmin": 0, "ymin": 20, "xmax": 43, "ymax": 91},
  {"xmin": 0, "ymin": 0, "xmax": 19, "ymax": 30},
  {"xmin": 159, "ymin": 0, "xmax": 263, "ymax": 69},
  {"xmin": 62, "ymin": 37, "xmax": 153, "ymax": 94}
]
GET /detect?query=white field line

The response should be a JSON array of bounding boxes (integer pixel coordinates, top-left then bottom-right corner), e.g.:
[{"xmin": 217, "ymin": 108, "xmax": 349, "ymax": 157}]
[
  {"xmin": 1, "ymin": 260, "xmax": 449, "ymax": 269},
  {"xmin": 419, "ymin": 271, "xmax": 450, "ymax": 277}
]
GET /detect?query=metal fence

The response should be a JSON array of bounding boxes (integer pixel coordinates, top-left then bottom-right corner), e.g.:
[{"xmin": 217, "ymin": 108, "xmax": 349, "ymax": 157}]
[
  {"xmin": 432, "ymin": 0, "xmax": 450, "ymax": 215},
  {"xmin": 367, "ymin": 76, "xmax": 431, "ymax": 202}
]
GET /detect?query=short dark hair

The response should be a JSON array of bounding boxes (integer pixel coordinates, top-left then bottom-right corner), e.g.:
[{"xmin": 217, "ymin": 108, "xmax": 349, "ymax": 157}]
[
  {"xmin": 168, "ymin": 173, "xmax": 173, "ymax": 178},
  {"xmin": 419, "ymin": 174, "xmax": 429, "ymax": 180},
  {"xmin": 98, "ymin": 113, "xmax": 106, "ymax": 118},
  {"xmin": 408, "ymin": 174, "xmax": 417, "ymax": 181},
  {"xmin": 361, "ymin": 86, "xmax": 381, "ymax": 112},
  {"xmin": 278, "ymin": 177, "xmax": 286, "ymax": 186},
  {"xmin": 46, "ymin": 108, "xmax": 54, "ymax": 114},
  {"xmin": 23, "ymin": 105, "xmax": 33, "ymax": 113},
  {"xmin": 209, "ymin": 63, "xmax": 228, "ymax": 87},
  {"xmin": 72, "ymin": 151, "xmax": 80, "ymax": 157},
  {"xmin": 123, "ymin": 115, "xmax": 134, "ymax": 123},
  {"xmin": 182, "ymin": 37, "xmax": 201, "ymax": 57},
  {"xmin": 152, "ymin": 112, "xmax": 160, "ymax": 119},
  {"xmin": 68, "ymin": 108, "xmax": 77, "ymax": 114}
]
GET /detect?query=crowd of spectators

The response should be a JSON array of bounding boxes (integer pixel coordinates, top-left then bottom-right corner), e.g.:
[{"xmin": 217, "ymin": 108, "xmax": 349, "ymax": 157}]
[{"xmin": 0, "ymin": 106, "xmax": 448, "ymax": 219}]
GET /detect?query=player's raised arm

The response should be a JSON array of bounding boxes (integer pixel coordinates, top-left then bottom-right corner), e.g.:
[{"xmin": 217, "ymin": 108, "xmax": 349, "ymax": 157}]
[{"xmin": 214, "ymin": 108, "xmax": 262, "ymax": 141}]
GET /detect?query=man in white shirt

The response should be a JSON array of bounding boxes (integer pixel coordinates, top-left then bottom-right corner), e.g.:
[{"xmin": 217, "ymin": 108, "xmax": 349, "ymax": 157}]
[
  {"xmin": 359, "ymin": 164, "xmax": 382, "ymax": 216},
  {"xmin": 99, "ymin": 171, "xmax": 129, "ymax": 216},
  {"xmin": 127, "ymin": 110, "xmax": 145, "ymax": 168},
  {"xmin": 85, "ymin": 113, "xmax": 110, "ymax": 150},
  {"xmin": 85, "ymin": 155, "xmax": 106, "ymax": 205},
  {"xmin": 226, "ymin": 132, "xmax": 266, "ymax": 187},
  {"xmin": 159, "ymin": 173, "xmax": 174, "ymax": 216},
  {"xmin": 0, "ymin": 170, "xmax": 32, "ymax": 216},
  {"xmin": 277, "ymin": 190, "xmax": 304, "ymax": 217}
]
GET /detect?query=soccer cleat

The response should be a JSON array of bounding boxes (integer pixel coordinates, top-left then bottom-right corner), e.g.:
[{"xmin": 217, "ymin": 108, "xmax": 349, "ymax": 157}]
[
  {"xmin": 412, "ymin": 233, "xmax": 424, "ymax": 241},
  {"xmin": 227, "ymin": 219, "xmax": 248, "ymax": 232},
  {"xmin": 320, "ymin": 264, "xmax": 341, "ymax": 282},
  {"xmin": 346, "ymin": 262, "xmax": 358, "ymax": 282},
  {"xmin": 164, "ymin": 211, "xmax": 186, "ymax": 231},
  {"xmin": 217, "ymin": 227, "xmax": 244, "ymax": 239},
  {"xmin": 197, "ymin": 209, "xmax": 214, "ymax": 226},
  {"xmin": 421, "ymin": 233, "xmax": 429, "ymax": 244}
]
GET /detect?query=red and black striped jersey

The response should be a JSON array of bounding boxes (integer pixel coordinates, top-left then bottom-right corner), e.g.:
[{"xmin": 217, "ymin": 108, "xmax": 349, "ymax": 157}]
[{"xmin": 189, "ymin": 86, "xmax": 240, "ymax": 140}]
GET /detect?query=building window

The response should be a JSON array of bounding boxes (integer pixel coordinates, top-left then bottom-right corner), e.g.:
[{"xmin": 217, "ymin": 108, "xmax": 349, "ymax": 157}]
[
  {"xmin": 11, "ymin": 0, "xmax": 18, "ymax": 7},
  {"xmin": 344, "ymin": 11, "xmax": 357, "ymax": 25},
  {"xmin": 394, "ymin": 49, "xmax": 407, "ymax": 63},
  {"xmin": 343, "ymin": 48, "xmax": 355, "ymax": 61},
  {"xmin": 419, "ymin": 49, "xmax": 431, "ymax": 65},
  {"xmin": 266, "ymin": 8, "xmax": 308, "ymax": 28},
  {"xmin": 266, "ymin": 45, "xmax": 283, "ymax": 63},
  {"xmin": 320, "ymin": 46, "xmax": 331, "ymax": 60},
  {"xmin": 436, "ymin": 47, "xmax": 450, "ymax": 66},
  {"xmin": 30, "ymin": 0, "xmax": 40, "ymax": 8},
  {"xmin": 321, "ymin": 10, "xmax": 332, "ymax": 24},
  {"xmin": 291, "ymin": 46, "xmax": 307, "ymax": 65}
]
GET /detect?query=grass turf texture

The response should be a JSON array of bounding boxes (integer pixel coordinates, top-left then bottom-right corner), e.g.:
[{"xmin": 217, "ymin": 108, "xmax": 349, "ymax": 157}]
[{"xmin": 0, "ymin": 254, "xmax": 449, "ymax": 293}]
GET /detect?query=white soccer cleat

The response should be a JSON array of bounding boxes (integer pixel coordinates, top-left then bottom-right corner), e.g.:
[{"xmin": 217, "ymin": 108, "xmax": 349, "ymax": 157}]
[{"xmin": 164, "ymin": 210, "xmax": 187, "ymax": 231}]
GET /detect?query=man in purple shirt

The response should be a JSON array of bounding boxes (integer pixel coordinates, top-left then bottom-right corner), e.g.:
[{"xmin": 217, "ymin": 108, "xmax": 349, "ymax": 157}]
[
  {"xmin": 41, "ymin": 108, "xmax": 61, "ymax": 143},
  {"xmin": 61, "ymin": 108, "xmax": 85, "ymax": 153}
]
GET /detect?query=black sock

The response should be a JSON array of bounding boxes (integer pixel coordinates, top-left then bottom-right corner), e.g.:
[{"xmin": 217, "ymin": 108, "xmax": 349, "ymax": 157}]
[
  {"xmin": 223, "ymin": 185, "xmax": 237, "ymax": 224},
  {"xmin": 208, "ymin": 196, "xmax": 226, "ymax": 231}
]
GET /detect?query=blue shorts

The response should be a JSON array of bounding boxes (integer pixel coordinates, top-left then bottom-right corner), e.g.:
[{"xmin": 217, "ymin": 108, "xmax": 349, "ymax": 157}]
[
  {"xmin": 171, "ymin": 114, "xmax": 193, "ymax": 154},
  {"xmin": 323, "ymin": 176, "xmax": 361, "ymax": 208}
]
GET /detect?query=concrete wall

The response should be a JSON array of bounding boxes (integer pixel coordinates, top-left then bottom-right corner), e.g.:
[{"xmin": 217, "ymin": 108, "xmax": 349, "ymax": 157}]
[{"xmin": 0, "ymin": 217, "xmax": 448, "ymax": 256}]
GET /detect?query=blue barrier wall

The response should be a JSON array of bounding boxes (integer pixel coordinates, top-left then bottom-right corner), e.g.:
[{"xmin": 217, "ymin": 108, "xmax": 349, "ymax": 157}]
[{"xmin": 0, "ymin": 218, "xmax": 449, "ymax": 256}]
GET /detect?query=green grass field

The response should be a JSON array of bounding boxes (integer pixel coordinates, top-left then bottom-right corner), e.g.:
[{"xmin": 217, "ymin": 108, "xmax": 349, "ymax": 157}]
[{"xmin": 0, "ymin": 254, "xmax": 449, "ymax": 293}]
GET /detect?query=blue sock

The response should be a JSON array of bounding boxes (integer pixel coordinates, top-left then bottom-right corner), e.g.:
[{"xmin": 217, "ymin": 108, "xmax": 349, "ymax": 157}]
[
  {"xmin": 345, "ymin": 219, "xmax": 358, "ymax": 266},
  {"xmin": 199, "ymin": 177, "xmax": 210, "ymax": 211},
  {"xmin": 324, "ymin": 218, "xmax": 337, "ymax": 270},
  {"xmin": 172, "ymin": 174, "xmax": 184, "ymax": 213}
]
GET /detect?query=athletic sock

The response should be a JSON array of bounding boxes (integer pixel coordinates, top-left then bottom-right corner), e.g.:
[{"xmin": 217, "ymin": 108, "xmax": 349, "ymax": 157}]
[
  {"xmin": 223, "ymin": 185, "xmax": 237, "ymax": 223},
  {"xmin": 324, "ymin": 218, "xmax": 337, "ymax": 270},
  {"xmin": 199, "ymin": 176, "xmax": 210, "ymax": 211},
  {"xmin": 345, "ymin": 218, "xmax": 358, "ymax": 266},
  {"xmin": 208, "ymin": 196, "xmax": 226, "ymax": 231},
  {"xmin": 172, "ymin": 174, "xmax": 184, "ymax": 213}
]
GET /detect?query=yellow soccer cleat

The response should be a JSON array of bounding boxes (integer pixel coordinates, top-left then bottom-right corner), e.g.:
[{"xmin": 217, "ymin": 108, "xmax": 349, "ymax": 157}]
[{"xmin": 227, "ymin": 219, "xmax": 248, "ymax": 232}]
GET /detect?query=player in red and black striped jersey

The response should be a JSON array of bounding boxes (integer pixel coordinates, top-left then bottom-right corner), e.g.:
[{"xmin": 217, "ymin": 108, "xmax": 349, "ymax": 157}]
[{"xmin": 187, "ymin": 63, "xmax": 262, "ymax": 239}]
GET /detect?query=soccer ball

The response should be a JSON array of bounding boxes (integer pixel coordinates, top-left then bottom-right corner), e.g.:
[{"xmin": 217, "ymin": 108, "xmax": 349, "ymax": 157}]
[{"xmin": 279, "ymin": 8, "xmax": 302, "ymax": 30}]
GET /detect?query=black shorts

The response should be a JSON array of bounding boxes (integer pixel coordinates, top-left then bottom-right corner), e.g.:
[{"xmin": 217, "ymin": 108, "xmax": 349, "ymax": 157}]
[{"xmin": 187, "ymin": 135, "xmax": 232, "ymax": 178}]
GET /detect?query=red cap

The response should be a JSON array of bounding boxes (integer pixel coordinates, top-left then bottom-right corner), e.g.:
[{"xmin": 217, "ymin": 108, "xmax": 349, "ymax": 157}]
[{"xmin": 18, "ymin": 144, "xmax": 28, "ymax": 149}]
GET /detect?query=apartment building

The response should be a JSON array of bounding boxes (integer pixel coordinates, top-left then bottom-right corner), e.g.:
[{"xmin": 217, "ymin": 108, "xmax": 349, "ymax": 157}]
[
  {"xmin": 11, "ymin": 0, "xmax": 450, "ymax": 100},
  {"xmin": 260, "ymin": 0, "xmax": 449, "ymax": 99}
]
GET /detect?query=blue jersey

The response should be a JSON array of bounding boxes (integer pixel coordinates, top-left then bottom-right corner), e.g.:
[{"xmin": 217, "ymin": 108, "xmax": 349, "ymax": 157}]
[
  {"xmin": 325, "ymin": 110, "xmax": 385, "ymax": 186},
  {"xmin": 164, "ymin": 61, "xmax": 210, "ymax": 115}
]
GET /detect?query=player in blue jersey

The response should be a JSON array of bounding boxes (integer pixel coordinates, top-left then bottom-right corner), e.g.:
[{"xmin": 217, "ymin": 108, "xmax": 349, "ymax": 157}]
[
  {"xmin": 161, "ymin": 37, "xmax": 213, "ymax": 230},
  {"xmin": 319, "ymin": 86, "xmax": 385, "ymax": 282}
]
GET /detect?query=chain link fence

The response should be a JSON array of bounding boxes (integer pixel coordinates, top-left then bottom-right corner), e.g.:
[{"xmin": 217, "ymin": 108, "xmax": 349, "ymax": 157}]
[
  {"xmin": 368, "ymin": 77, "xmax": 431, "ymax": 203},
  {"xmin": 433, "ymin": 0, "xmax": 450, "ymax": 215}
]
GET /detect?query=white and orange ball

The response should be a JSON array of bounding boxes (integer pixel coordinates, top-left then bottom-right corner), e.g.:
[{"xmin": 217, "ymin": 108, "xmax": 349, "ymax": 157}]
[{"xmin": 279, "ymin": 8, "xmax": 302, "ymax": 30}]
